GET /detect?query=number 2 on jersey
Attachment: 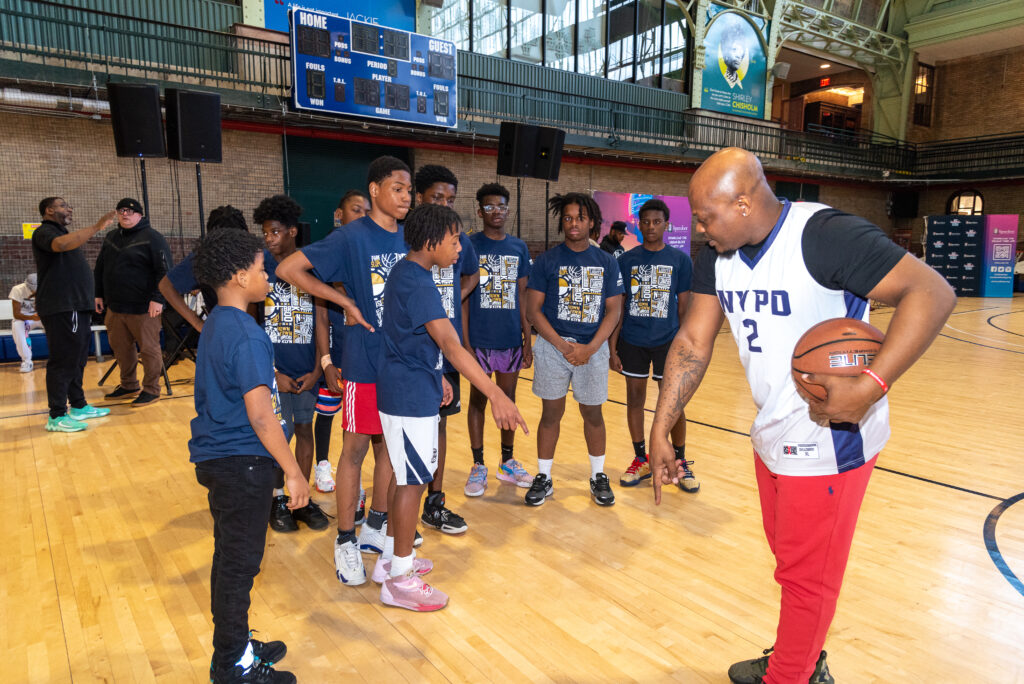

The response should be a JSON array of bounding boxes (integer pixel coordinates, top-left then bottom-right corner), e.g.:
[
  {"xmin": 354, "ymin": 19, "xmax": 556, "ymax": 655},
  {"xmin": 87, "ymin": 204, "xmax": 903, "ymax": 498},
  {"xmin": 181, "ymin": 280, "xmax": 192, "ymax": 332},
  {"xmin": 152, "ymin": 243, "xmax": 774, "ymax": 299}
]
[{"xmin": 742, "ymin": 319, "xmax": 762, "ymax": 352}]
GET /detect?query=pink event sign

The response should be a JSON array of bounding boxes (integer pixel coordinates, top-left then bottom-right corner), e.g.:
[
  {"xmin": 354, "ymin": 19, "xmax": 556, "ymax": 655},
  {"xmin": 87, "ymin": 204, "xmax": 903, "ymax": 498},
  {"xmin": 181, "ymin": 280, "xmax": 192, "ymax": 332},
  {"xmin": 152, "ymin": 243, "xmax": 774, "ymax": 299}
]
[{"xmin": 592, "ymin": 192, "xmax": 692, "ymax": 254}]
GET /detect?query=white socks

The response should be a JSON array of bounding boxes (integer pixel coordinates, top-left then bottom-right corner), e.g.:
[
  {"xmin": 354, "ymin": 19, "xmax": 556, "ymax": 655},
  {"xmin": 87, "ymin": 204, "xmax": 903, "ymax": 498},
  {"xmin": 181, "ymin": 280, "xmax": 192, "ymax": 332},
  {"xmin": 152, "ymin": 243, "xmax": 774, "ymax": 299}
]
[
  {"xmin": 382, "ymin": 534, "xmax": 395, "ymax": 561},
  {"xmin": 537, "ymin": 459, "xmax": 553, "ymax": 478},
  {"xmin": 589, "ymin": 455, "xmax": 606, "ymax": 478},
  {"xmin": 273, "ymin": 488, "xmax": 285, "ymax": 497},
  {"xmin": 391, "ymin": 553, "xmax": 414, "ymax": 578}
]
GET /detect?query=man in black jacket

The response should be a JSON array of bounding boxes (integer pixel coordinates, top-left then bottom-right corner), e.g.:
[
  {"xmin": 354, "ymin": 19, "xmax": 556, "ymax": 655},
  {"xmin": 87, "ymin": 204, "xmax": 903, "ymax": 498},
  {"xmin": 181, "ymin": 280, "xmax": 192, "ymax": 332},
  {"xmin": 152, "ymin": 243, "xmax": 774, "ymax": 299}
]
[
  {"xmin": 94, "ymin": 197, "xmax": 172, "ymax": 407},
  {"xmin": 32, "ymin": 197, "xmax": 117, "ymax": 432},
  {"xmin": 599, "ymin": 220, "xmax": 627, "ymax": 258}
]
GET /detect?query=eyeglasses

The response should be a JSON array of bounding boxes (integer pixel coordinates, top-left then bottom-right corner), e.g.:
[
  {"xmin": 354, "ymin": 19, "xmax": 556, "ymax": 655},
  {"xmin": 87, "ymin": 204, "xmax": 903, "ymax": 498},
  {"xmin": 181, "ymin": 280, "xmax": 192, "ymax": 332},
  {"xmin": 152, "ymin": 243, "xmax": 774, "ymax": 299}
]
[
  {"xmin": 481, "ymin": 204, "xmax": 509, "ymax": 214},
  {"xmin": 116, "ymin": 208, "xmax": 138, "ymax": 215}
]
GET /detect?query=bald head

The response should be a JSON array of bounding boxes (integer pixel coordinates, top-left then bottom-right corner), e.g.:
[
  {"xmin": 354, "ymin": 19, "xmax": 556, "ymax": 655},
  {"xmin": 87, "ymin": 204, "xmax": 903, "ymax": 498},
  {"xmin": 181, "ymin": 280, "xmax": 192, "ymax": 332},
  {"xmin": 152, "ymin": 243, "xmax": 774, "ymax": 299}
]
[{"xmin": 688, "ymin": 148, "xmax": 782, "ymax": 253}]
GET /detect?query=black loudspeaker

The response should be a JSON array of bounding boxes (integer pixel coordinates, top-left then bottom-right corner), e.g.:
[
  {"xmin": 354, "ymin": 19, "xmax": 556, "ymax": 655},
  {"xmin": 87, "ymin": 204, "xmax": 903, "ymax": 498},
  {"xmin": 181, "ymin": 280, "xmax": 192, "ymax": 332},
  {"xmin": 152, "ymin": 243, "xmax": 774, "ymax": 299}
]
[
  {"xmin": 497, "ymin": 122, "xmax": 538, "ymax": 177},
  {"xmin": 165, "ymin": 89, "xmax": 222, "ymax": 163},
  {"xmin": 496, "ymin": 121, "xmax": 566, "ymax": 181},
  {"xmin": 534, "ymin": 126, "xmax": 566, "ymax": 181},
  {"xmin": 890, "ymin": 191, "xmax": 919, "ymax": 218},
  {"xmin": 108, "ymin": 83, "xmax": 166, "ymax": 158}
]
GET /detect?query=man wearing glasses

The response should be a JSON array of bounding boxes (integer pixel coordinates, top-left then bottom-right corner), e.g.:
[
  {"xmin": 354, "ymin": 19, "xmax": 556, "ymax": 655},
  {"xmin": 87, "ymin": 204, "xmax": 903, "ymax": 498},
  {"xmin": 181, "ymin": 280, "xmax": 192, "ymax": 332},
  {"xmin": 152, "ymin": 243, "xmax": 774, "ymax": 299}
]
[
  {"xmin": 32, "ymin": 197, "xmax": 117, "ymax": 432},
  {"xmin": 523, "ymin": 192, "xmax": 623, "ymax": 507},
  {"xmin": 94, "ymin": 198, "xmax": 172, "ymax": 408},
  {"xmin": 463, "ymin": 183, "xmax": 535, "ymax": 498}
]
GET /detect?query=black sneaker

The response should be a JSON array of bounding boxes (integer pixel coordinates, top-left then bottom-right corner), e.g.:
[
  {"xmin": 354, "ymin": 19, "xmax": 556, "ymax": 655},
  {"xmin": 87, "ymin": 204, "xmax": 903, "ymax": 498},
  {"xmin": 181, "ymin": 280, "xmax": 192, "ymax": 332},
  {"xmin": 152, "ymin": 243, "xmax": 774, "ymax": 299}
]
[
  {"xmin": 727, "ymin": 648, "xmax": 833, "ymax": 684},
  {"xmin": 589, "ymin": 472, "xmax": 615, "ymax": 506},
  {"xmin": 249, "ymin": 634, "xmax": 287, "ymax": 666},
  {"xmin": 677, "ymin": 458, "xmax": 700, "ymax": 493},
  {"xmin": 421, "ymin": 491, "xmax": 468, "ymax": 534},
  {"xmin": 104, "ymin": 385, "xmax": 139, "ymax": 400},
  {"xmin": 291, "ymin": 500, "xmax": 330, "ymax": 530},
  {"xmin": 213, "ymin": 661, "xmax": 296, "ymax": 684},
  {"xmin": 524, "ymin": 474, "xmax": 552, "ymax": 506},
  {"xmin": 269, "ymin": 495, "xmax": 298, "ymax": 533},
  {"xmin": 353, "ymin": 489, "xmax": 366, "ymax": 526},
  {"xmin": 131, "ymin": 390, "xmax": 160, "ymax": 408}
]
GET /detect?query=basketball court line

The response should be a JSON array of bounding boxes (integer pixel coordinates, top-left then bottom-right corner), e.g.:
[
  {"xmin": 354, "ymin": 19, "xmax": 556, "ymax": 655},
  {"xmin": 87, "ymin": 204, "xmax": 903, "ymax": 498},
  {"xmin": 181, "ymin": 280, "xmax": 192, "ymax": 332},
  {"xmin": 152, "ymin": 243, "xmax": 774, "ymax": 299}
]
[
  {"xmin": 983, "ymin": 492, "xmax": 1024, "ymax": 599},
  {"xmin": 950, "ymin": 306, "xmax": 1001, "ymax": 316},
  {"xmin": 0, "ymin": 391, "xmax": 196, "ymax": 421},
  {"xmin": 986, "ymin": 311, "xmax": 1024, "ymax": 338},
  {"xmin": 938, "ymin": 332, "xmax": 1024, "ymax": 354}
]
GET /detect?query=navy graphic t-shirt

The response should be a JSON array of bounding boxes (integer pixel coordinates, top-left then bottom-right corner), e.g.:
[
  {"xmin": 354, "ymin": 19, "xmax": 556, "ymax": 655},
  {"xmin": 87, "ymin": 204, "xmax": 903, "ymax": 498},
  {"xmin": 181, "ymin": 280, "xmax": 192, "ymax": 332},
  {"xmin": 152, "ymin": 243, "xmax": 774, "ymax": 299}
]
[
  {"xmin": 432, "ymin": 232, "xmax": 477, "ymax": 372},
  {"xmin": 527, "ymin": 243, "xmax": 624, "ymax": 345},
  {"xmin": 264, "ymin": 250, "xmax": 317, "ymax": 379},
  {"xmin": 618, "ymin": 244, "xmax": 692, "ymax": 347},
  {"xmin": 301, "ymin": 215, "xmax": 407, "ymax": 384},
  {"xmin": 377, "ymin": 259, "xmax": 449, "ymax": 417},
  {"xmin": 468, "ymin": 231, "xmax": 532, "ymax": 350},
  {"xmin": 189, "ymin": 306, "xmax": 284, "ymax": 462}
]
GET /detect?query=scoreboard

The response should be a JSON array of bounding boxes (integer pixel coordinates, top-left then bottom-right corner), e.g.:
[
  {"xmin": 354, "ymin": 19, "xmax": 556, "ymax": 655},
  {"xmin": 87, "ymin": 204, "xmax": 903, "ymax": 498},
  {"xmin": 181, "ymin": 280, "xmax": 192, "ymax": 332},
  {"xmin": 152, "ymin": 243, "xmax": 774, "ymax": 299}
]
[{"xmin": 289, "ymin": 8, "xmax": 457, "ymax": 128}]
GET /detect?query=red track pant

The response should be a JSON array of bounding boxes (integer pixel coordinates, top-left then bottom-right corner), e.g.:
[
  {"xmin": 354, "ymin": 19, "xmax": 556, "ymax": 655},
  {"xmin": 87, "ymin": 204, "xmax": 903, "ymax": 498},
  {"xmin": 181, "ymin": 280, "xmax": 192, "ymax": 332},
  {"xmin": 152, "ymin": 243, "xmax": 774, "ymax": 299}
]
[{"xmin": 754, "ymin": 453, "xmax": 876, "ymax": 684}]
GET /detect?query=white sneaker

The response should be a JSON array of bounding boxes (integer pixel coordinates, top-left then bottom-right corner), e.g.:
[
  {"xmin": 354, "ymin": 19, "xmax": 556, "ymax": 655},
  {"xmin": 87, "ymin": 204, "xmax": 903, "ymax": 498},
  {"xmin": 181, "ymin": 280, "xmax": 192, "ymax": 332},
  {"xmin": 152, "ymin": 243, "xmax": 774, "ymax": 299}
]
[
  {"xmin": 334, "ymin": 539, "xmax": 366, "ymax": 586},
  {"xmin": 314, "ymin": 461, "xmax": 336, "ymax": 493},
  {"xmin": 19, "ymin": 361, "xmax": 33, "ymax": 373},
  {"xmin": 358, "ymin": 520, "xmax": 387, "ymax": 554}
]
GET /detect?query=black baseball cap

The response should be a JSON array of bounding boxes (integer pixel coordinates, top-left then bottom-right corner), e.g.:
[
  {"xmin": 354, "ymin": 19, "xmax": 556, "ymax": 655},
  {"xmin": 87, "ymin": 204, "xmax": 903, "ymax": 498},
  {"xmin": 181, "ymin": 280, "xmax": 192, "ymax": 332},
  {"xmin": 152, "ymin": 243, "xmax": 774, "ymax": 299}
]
[{"xmin": 116, "ymin": 197, "xmax": 144, "ymax": 214}]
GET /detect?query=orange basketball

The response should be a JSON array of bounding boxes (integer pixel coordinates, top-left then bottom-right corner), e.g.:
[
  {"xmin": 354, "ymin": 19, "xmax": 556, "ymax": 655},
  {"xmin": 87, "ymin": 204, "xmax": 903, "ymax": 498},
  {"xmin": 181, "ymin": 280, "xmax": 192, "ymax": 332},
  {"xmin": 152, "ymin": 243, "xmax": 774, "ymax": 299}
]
[{"xmin": 791, "ymin": 318, "xmax": 885, "ymax": 401}]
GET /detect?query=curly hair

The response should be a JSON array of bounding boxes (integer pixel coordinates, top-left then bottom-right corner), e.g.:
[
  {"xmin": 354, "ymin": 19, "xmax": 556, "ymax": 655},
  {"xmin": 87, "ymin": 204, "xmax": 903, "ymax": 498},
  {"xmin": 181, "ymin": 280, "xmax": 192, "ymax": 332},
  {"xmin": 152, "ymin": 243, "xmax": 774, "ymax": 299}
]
[
  {"xmin": 253, "ymin": 194, "xmax": 302, "ymax": 228},
  {"xmin": 476, "ymin": 182, "xmax": 510, "ymax": 204},
  {"xmin": 638, "ymin": 198, "xmax": 670, "ymax": 221},
  {"xmin": 338, "ymin": 189, "xmax": 369, "ymax": 210},
  {"xmin": 414, "ymin": 164, "xmax": 458, "ymax": 194},
  {"xmin": 368, "ymin": 156, "xmax": 411, "ymax": 186},
  {"xmin": 194, "ymin": 230, "xmax": 265, "ymax": 289},
  {"xmin": 547, "ymin": 192, "xmax": 602, "ymax": 233},
  {"xmin": 206, "ymin": 205, "xmax": 248, "ymax": 233},
  {"xmin": 404, "ymin": 203, "xmax": 461, "ymax": 252}
]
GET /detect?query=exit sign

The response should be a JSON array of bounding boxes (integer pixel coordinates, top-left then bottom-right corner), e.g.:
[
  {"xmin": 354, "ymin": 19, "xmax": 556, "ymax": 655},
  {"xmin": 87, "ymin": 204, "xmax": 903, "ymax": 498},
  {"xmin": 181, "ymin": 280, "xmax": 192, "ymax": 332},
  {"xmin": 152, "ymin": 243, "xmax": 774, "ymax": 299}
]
[{"xmin": 819, "ymin": 77, "xmax": 831, "ymax": 87}]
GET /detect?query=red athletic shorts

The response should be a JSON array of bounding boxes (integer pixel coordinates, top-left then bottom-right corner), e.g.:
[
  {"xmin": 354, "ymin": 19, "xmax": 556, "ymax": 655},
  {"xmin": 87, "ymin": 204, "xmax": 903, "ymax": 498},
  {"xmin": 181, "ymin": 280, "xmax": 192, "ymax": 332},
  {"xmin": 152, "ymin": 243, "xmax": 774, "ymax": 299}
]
[{"xmin": 341, "ymin": 381, "xmax": 382, "ymax": 435}]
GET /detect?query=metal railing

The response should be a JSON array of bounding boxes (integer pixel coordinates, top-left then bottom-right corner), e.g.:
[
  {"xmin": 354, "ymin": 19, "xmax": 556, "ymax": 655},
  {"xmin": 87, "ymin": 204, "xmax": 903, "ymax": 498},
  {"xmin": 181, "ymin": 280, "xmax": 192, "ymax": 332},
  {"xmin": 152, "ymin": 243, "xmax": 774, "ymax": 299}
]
[
  {"xmin": 2, "ymin": 0, "xmax": 1024, "ymax": 179},
  {"xmin": 0, "ymin": 1, "xmax": 290, "ymax": 96}
]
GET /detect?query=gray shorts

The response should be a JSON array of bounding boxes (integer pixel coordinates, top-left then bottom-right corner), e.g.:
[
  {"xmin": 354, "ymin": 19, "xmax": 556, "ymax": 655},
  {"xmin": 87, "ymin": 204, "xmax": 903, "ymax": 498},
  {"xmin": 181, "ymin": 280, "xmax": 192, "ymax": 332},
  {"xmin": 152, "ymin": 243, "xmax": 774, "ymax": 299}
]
[
  {"xmin": 531, "ymin": 335, "xmax": 609, "ymax": 405},
  {"xmin": 279, "ymin": 387, "xmax": 317, "ymax": 441}
]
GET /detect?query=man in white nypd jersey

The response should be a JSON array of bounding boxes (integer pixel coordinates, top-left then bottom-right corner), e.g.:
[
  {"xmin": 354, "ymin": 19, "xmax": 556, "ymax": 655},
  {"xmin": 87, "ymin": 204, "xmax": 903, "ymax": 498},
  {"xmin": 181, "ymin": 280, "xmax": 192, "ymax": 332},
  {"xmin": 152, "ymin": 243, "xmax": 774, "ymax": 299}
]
[{"xmin": 649, "ymin": 148, "xmax": 955, "ymax": 683}]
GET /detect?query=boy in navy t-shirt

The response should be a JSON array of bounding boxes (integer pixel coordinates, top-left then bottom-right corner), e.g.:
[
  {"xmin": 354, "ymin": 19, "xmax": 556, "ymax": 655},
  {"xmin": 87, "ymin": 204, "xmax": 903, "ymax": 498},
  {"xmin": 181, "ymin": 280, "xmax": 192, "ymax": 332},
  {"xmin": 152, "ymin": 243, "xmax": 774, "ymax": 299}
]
[
  {"xmin": 255, "ymin": 194, "xmax": 329, "ymax": 534},
  {"xmin": 274, "ymin": 156, "xmax": 407, "ymax": 587},
  {"xmin": 525, "ymin": 193, "xmax": 624, "ymax": 508},
  {"xmin": 189, "ymin": 229, "xmax": 309, "ymax": 684},
  {"xmin": 609, "ymin": 198, "xmax": 697, "ymax": 492},
  {"xmin": 374, "ymin": 203, "xmax": 527, "ymax": 611},
  {"xmin": 413, "ymin": 164, "xmax": 479, "ymax": 536},
  {"xmin": 464, "ymin": 182, "xmax": 535, "ymax": 497}
]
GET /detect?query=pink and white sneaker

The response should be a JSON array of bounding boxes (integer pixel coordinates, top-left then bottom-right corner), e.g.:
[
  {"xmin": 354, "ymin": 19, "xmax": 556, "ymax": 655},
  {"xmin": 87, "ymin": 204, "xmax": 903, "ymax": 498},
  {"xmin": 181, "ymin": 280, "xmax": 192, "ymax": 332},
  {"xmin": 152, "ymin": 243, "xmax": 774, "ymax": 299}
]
[
  {"xmin": 380, "ymin": 572, "xmax": 448, "ymax": 612},
  {"xmin": 496, "ymin": 459, "xmax": 533, "ymax": 487},
  {"xmin": 371, "ymin": 556, "xmax": 434, "ymax": 584}
]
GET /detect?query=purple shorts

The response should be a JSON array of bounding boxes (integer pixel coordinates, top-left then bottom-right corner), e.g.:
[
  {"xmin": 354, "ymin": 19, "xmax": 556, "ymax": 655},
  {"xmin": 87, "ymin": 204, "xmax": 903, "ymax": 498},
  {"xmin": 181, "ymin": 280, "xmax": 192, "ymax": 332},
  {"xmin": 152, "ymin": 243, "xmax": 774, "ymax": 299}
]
[{"xmin": 473, "ymin": 346, "xmax": 524, "ymax": 375}]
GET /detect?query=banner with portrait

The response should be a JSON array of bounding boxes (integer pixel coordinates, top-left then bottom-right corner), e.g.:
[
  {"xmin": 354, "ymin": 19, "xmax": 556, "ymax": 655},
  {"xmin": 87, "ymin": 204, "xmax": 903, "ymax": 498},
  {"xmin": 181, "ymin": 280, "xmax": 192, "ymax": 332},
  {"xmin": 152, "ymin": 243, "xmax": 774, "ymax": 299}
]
[
  {"xmin": 701, "ymin": 9, "xmax": 766, "ymax": 119},
  {"xmin": 592, "ymin": 192, "xmax": 691, "ymax": 255}
]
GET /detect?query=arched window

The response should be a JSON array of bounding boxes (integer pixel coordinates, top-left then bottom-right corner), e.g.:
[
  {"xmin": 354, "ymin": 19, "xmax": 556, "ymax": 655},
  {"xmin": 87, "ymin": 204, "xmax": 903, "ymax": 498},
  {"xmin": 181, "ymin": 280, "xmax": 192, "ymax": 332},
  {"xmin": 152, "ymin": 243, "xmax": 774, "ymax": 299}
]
[{"xmin": 946, "ymin": 189, "xmax": 983, "ymax": 216}]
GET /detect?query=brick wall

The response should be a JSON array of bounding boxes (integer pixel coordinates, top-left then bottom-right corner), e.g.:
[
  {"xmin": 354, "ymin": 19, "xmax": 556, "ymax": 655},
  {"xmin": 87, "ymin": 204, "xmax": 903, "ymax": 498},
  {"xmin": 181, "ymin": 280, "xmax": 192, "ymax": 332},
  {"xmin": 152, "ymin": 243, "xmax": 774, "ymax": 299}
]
[
  {"xmin": 908, "ymin": 46, "xmax": 1024, "ymax": 144},
  {"xmin": 0, "ymin": 110, "xmax": 283, "ymax": 297}
]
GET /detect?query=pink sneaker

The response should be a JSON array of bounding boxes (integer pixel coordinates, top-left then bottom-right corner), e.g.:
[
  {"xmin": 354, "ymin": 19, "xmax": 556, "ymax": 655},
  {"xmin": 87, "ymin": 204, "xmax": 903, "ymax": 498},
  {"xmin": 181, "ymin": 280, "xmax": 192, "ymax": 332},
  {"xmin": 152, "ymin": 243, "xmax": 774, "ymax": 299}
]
[
  {"xmin": 496, "ymin": 459, "xmax": 533, "ymax": 487},
  {"xmin": 371, "ymin": 556, "xmax": 433, "ymax": 584},
  {"xmin": 380, "ymin": 572, "xmax": 448, "ymax": 612}
]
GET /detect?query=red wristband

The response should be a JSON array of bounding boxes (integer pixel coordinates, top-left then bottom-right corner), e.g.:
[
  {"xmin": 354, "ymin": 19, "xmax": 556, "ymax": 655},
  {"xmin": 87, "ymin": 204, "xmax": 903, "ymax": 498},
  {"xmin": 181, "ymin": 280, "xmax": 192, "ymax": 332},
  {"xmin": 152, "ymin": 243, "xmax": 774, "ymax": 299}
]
[{"xmin": 861, "ymin": 368, "xmax": 888, "ymax": 394}]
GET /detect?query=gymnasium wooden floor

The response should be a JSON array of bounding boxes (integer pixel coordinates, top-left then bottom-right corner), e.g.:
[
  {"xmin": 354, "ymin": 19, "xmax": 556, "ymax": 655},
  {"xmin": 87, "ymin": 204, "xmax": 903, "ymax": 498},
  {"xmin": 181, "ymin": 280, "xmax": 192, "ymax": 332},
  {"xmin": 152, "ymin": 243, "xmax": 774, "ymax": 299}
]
[{"xmin": 3, "ymin": 296, "xmax": 1023, "ymax": 683}]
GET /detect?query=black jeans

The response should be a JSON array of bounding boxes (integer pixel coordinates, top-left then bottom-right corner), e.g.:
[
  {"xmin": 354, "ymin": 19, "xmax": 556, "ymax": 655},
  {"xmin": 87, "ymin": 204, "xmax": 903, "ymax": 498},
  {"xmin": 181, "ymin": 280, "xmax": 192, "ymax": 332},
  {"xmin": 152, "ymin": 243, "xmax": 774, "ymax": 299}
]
[
  {"xmin": 195, "ymin": 456, "xmax": 277, "ymax": 674},
  {"xmin": 39, "ymin": 310, "xmax": 92, "ymax": 418}
]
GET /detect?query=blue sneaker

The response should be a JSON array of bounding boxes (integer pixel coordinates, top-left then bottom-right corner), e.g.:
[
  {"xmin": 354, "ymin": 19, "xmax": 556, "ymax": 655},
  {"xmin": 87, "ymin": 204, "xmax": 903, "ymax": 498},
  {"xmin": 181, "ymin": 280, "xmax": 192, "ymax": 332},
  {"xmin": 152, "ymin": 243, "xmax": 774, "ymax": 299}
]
[
  {"xmin": 46, "ymin": 415, "xmax": 88, "ymax": 432},
  {"xmin": 464, "ymin": 463, "xmax": 488, "ymax": 497},
  {"xmin": 68, "ymin": 404, "xmax": 111, "ymax": 420}
]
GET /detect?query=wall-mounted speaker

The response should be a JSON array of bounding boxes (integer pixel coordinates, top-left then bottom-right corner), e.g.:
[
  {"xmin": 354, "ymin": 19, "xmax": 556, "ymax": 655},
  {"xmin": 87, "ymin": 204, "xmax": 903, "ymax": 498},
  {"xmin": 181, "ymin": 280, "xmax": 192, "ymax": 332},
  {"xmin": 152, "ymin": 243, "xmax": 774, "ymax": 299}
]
[
  {"xmin": 108, "ymin": 83, "xmax": 166, "ymax": 158},
  {"xmin": 165, "ymin": 88, "xmax": 222, "ymax": 163},
  {"xmin": 889, "ymin": 191, "xmax": 919, "ymax": 218},
  {"xmin": 496, "ymin": 121, "xmax": 566, "ymax": 181}
]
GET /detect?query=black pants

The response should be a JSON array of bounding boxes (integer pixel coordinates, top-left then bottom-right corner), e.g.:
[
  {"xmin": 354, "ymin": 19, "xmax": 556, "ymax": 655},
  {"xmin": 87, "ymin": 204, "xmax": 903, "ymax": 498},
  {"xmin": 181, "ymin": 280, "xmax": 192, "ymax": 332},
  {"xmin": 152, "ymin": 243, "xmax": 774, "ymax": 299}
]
[
  {"xmin": 39, "ymin": 310, "xmax": 92, "ymax": 418},
  {"xmin": 195, "ymin": 456, "xmax": 277, "ymax": 675}
]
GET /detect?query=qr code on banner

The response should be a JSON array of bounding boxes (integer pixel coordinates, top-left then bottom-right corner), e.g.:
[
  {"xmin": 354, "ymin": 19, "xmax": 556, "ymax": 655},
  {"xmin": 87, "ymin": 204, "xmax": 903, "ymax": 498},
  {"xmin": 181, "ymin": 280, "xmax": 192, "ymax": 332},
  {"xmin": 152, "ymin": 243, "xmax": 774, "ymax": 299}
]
[{"xmin": 993, "ymin": 244, "xmax": 1011, "ymax": 261}]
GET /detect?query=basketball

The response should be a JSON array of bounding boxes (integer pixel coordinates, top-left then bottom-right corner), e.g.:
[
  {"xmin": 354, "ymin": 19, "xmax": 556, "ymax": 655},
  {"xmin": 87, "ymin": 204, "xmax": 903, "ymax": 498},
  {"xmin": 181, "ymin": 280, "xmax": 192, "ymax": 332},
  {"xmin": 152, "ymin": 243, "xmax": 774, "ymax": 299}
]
[{"xmin": 791, "ymin": 318, "xmax": 885, "ymax": 401}]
